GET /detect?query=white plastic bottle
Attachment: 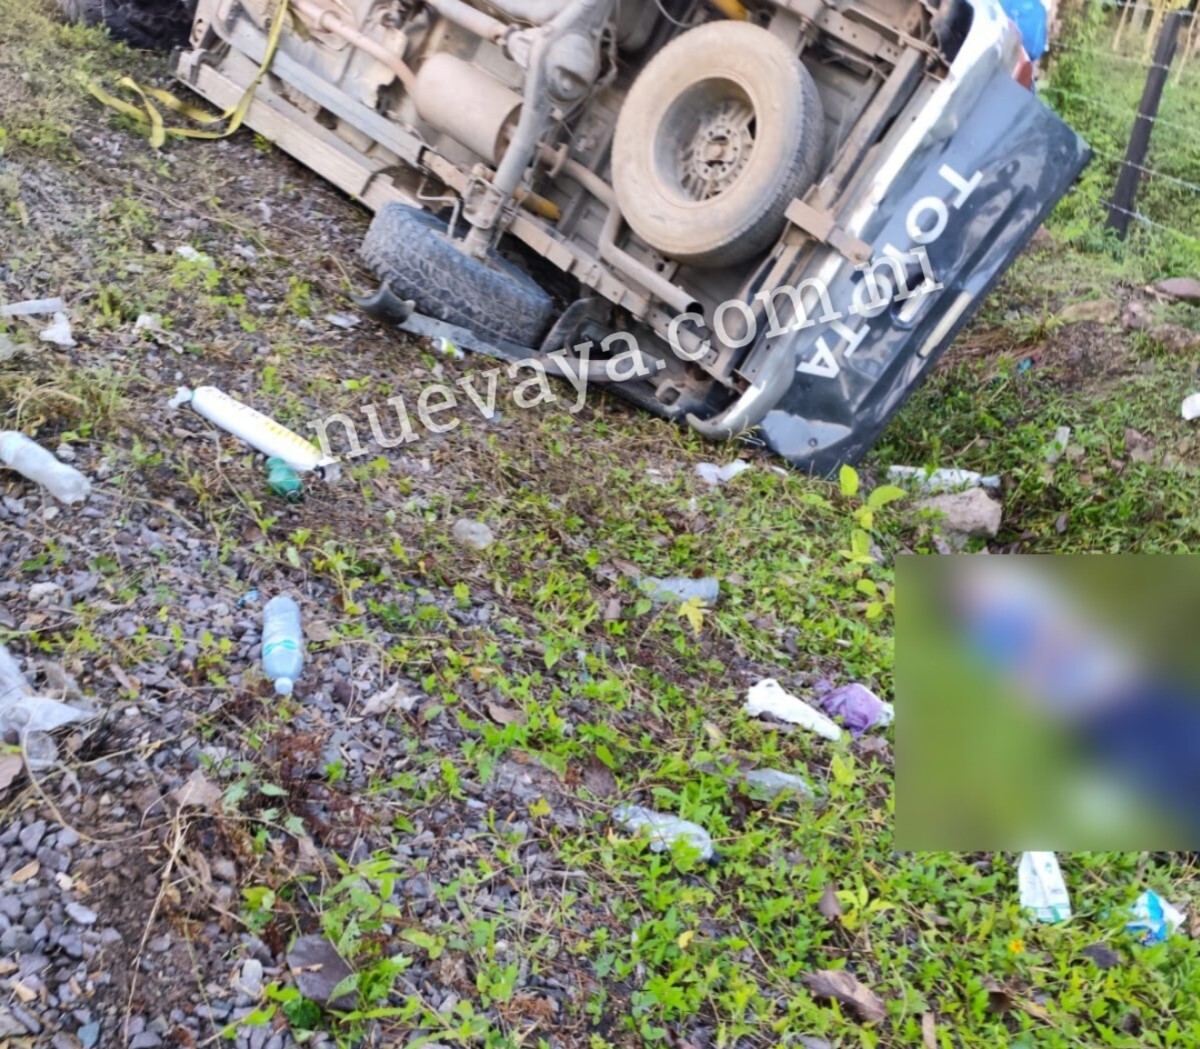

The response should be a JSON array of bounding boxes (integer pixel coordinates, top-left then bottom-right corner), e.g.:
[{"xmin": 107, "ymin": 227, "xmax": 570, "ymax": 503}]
[
  {"xmin": 262, "ymin": 595, "xmax": 303, "ymax": 696},
  {"xmin": 0, "ymin": 432, "xmax": 91, "ymax": 504}
]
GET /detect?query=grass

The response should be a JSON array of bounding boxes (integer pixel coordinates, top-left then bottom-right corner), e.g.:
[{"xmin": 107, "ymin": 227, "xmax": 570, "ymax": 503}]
[{"xmin": 2, "ymin": 2, "xmax": 1200, "ymax": 1047}]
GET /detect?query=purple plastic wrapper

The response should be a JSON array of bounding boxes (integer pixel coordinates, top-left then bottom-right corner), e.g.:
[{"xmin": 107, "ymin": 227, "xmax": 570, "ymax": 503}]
[{"xmin": 819, "ymin": 683, "xmax": 894, "ymax": 737}]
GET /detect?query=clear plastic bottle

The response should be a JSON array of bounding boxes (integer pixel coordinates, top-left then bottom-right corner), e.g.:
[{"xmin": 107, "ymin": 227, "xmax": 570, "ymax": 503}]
[
  {"xmin": 0, "ymin": 432, "xmax": 91, "ymax": 504},
  {"xmin": 262, "ymin": 595, "xmax": 303, "ymax": 696}
]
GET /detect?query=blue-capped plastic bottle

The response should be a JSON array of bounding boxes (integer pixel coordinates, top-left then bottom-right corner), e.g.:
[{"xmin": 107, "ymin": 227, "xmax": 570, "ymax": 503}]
[{"xmin": 262, "ymin": 595, "xmax": 303, "ymax": 696}]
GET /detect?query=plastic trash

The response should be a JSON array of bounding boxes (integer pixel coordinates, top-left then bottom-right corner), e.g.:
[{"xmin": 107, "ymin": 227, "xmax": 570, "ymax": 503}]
[
  {"xmin": 888, "ymin": 465, "xmax": 1001, "ymax": 493},
  {"xmin": 639, "ymin": 576, "xmax": 720, "ymax": 604},
  {"xmin": 38, "ymin": 313, "xmax": 76, "ymax": 348},
  {"xmin": 438, "ymin": 337, "xmax": 464, "ymax": 359},
  {"xmin": 262, "ymin": 595, "xmax": 304, "ymax": 697},
  {"xmin": 1125, "ymin": 890, "xmax": 1184, "ymax": 945},
  {"xmin": 0, "ymin": 431, "xmax": 92, "ymax": 504},
  {"xmin": 1044, "ymin": 426, "xmax": 1071, "ymax": 464},
  {"xmin": 741, "ymin": 768, "xmax": 818, "ymax": 801},
  {"xmin": 1018, "ymin": 851, "xmax": 1072, "ymax": 923},
  {"xmin": 172, "ymin": 386, "xmax": 340, "ymax": 477},
  {"xmin": 267, "ymin": 457, "xmax": 303, "ymax": 503},
  {"xmin": 612, "ymin": 804, "xmax": 714, "ymax": 861},
  {"xmin": 998, "ymin": 0, "xmax": 1047, "ymax": 59},
  {"xmin": 1, "ymin": 297, "xmax": 66, "ymax": 318},
  {"xmin": 1181, "ymin": 393, "xmax": 1200, "ymax": 421},
  {"xmin": 744, "ymin": 679, "xmax": 842, "ymax": 741},
  {"xmin": 695, "ymin": 460, "xmax": 750, "ymax": 486},
  {"xmin": 0, "ymin": 644, "xmax": 92, "ymax": 770},
  {"xmin": 236, "ymin": 589, "xmax": 260, "ymax": 608},
  {"xmin": 818, "ymin": 683, "xmax": 894, "ymax": 737}
]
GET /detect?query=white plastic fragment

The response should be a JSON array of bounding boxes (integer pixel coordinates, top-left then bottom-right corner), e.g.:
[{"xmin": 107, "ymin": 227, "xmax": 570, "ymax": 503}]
[
  {"xmin": 639, "ymin": 577, "xmax": 720, "ymax": 604},
  {"xmin": 325, "ymin": 312, "xmax": 360, "ymax": 330},
  {"xmin": 438, "ymin": 337, "xmax": 464, "ymax": 359},
  {"xmin": 744, "ymin": 679, "xmax": 842, "ymax": 741},
  {"xmin": 1182, "ymin": 393, "xmax": 1200, "ymax": 421},
  {"xmin": 1, "ymin": 297, "xmax": 66, "ymax": 318},
  {"xmin": 171, "ymin": 386, "xmax": 340, "ymax": 477},
  {"xmin": 695, "ymin": 460, "xmax": 750, "ymax": 486},
  {"xmin": 175, "ymin": 245, "xmax": 214, "ymax": 267},
  {"xmin": 612, "ymin": 804, "xmax": 714, "ymax": 860},
  {"xmin": 38, "ymin": 313, "xmax": 76, "ymax": 348},
  {"xmin": 1126, "ymin": 890, "xmax": 1185, "ymax": 944},
  {"xmin": 741, "ymin": 768, "xmax": 817, "ymax": 801},
  {"xmin": 1044, "ymin": 426, "xmax": 1072, "ymax": 464},
  {"xmin": 1018, "ymin": 851, "xmax": 1072, "ymax": 923},
  {"xmin": 0, "ymin": 644, "xmax": 92, "ymax": 770},
  {"xmin": 0, "ymin": 431, "xmax": 92, "ymax": 504},
  {"xmin": 887, "ymin": 465, "xmax": 1000, "ymax": 493}
]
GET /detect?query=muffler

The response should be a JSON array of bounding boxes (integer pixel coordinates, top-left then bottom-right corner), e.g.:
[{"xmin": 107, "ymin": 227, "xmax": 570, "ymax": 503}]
[{"xmin": 413, "ymin": 53, "xmax": 521, "ymax": 165}]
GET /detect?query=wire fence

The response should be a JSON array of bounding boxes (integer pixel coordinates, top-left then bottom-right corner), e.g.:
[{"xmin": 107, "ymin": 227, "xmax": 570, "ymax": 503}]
[{"xmin": 1043, "ymin": 0, "xmax": 1200, "ymax": 253}]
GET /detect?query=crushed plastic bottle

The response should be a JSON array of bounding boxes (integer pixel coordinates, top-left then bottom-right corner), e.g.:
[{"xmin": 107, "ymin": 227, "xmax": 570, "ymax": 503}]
[
  {"xmin": 267, "ymin": 457, "xmax": 303, "ymax": 503},
  {"xmin": 741, "ymin": 768, "xmax": 817, "ymax": 801},
  {"xmin": 172, "ymin": 386, "xmax": 340, "ymax": 478},
  {"xmin": 262, "ymin": 595, "xmax": 304, "ymax": 697},
  {"xmin": 0, "ymin": 431, "xmax": 92, "ymax": 504},
  {"xmin": 612, "ymin": 804, "xmax": 714, "ymax": 861},
  {"xmin": 639, "ymin": 576, "xmax": 720, "ymax": 604},
  {"xmin": 887, "ymin": 465, "xmax": 1001, "ymax": 493}
]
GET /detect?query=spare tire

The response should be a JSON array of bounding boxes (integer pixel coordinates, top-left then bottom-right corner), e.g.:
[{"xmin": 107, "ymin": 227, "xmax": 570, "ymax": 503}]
[
  {"xmin": 611, "ymin": 20, "xmax": 824, "ymax": 269},
  {"xmin": 56, "ymin": 0, "xmax": 198, "ymax": 49},
  {"xmin": 361, "ymin": 204, "xmax": 555, "ymax": 348}
]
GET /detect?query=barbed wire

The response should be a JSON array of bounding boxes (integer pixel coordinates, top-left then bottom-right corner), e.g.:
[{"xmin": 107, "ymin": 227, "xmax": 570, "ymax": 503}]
[
  {"xmin": 1098, "ymin": 1, "xmax": 1196, "ymax": 15},
  {"xmin": 1088, "ymin": 147, "xmax": 1200, "ymax": 193},
  {"xmin": 1102, "ymin": 200, "xmax": 1200, "ymax": 242},
  {"xmin": 1039, "ymin": 84, "xmax": 1200, "ymax": 140},
  {"xmin": 1046, "ymin": 43, "xmax": 1178, "ymax": 71}
]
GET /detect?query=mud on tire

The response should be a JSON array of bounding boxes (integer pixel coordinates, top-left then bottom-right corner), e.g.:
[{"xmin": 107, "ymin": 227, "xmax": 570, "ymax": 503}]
[
  {"xmin": 361, "ymin": 204, "xmax": 555, "ymax": 348},
  {"xmin": 56, "ymin": 0, "xmax": 197, "ymax": 49}
]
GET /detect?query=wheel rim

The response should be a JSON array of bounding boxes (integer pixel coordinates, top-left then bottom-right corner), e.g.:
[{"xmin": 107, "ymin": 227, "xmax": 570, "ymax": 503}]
[{"xmin": 654, "ymin": 77, "xmax": 757, "ymax": 204}]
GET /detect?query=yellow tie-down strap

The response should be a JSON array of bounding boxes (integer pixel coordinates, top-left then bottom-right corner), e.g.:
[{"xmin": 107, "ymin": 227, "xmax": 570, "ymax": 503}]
[{"xmin": 80, "ymin": 0, "xmax": 289, "ymax": 148}]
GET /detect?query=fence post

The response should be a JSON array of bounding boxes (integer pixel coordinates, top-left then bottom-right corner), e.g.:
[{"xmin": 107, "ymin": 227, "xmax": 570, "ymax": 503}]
[{"xmin": 1106, "ymin": 8, "xmax": 1187, "ymax": 237}]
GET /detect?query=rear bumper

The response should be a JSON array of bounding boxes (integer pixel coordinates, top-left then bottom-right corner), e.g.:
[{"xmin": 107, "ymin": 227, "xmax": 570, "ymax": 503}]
[{"xmin": 686, "ymin": 0, "xmax": 1090, "ymax": 474}]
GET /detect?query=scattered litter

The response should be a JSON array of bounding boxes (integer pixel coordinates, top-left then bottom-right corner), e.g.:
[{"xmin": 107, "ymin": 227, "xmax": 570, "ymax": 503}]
[
  {"xmin": 612, "ymin": 804, "xmax": 714, "ymax": 861},
  {"xmin": 1, "ymin": 297, "xmax": 65, "ymax": 318},
  {"xmin": 1018, "ymin": 851, "xmax": 1072, "ymax": 923},
  {"xmin": 818, "ymin": 683, "xmax": 893, "ymax": 737},
  {"xmin": 134, "ymin": 313, "xmax": 163, "ymax": 333},
  {"xmin": 171, "ymin": 386, "xmax": 340, "ymax": 477},
  {"xmin": 695, "ymin": 460, "xmax": 750, "ymax": 486},
  {"xmin": 741, "ymin": 768, "xmax": 817, "ymax": 801},
  {"xmin": 0, "ymin": 643, "xmax": 93, "ymax": 770},
  {"xmin": 175, "ymin": 245, "xmax": 214, "ymax": 267},
  {"xmin": 887, "ymin": 466, "xmax": 1001, "ymax": 493},
  {"xmin": 1125, "ymin": 890, "xmax": 1184, "ymax": 945},
  {"xmin": 451, "ymin": 518, "xmax": 494, "ymax": 551},
  {"xmin": 267, "ymin": 457, "xmax": 303, "ymax": 503},
  {"xmin": 744, "ymin": 679, "xmax": 842, "ymax": 741},
  {"xmin": 262, "ymin": 595, "xmax": 304, "ymax": 697},
  {"xmin": 38, "ymin": 313, "xmax": 76, "ymax": 348},
  {"xmin": 1182, "ymin": 393, "xmax": 1200, "ymax": 421},
  {"xmin": 236, "ymin": 589, "xmax": 259, "ymax": 608},
  {"xmin": 325, "ymin": 312, "xmax": 360, "ymax": 330},
  {"xmin": 1017, "ymin": 357, "xmax": 1034, "ymax": 373},
  {"xmin": 438, "ymin": 336, "xmax": 464, "ymax": 359},
  {"xmin": 1044, "ymin": 426, "xmax": 1071, "ymax": 464},
  {"xmin": 639, "ymin": 576, "xmax": 720, "ymax": 604},
  {"xmin": 0, "ymin": 431, "xmax": 92, "ymax": 504}
]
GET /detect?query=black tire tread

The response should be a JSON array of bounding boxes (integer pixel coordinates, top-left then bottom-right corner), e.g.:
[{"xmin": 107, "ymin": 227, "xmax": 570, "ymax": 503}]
[
  {"xmin": 361, "ymin": 204, "xmax": 554, "ymax": 348},
  {"xmin": 57, "ymin": 0, "xmax": 197, "ymax": 49}
]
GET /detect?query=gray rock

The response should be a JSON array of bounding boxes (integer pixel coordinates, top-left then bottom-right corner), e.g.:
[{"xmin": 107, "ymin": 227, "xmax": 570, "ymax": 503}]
[
  {"xmin": 77, "ymin": 1021, "xmax": 101, "ymax": 1048},
  {"xmin": 916, "ymin": 487, "xmax": 1002, "ymax": 542},
  {"xmin": 286, "ymin": 935, "xmax": 355, "ymax": 1008},
  {"xmin": 1, "ymin": 926, "xmax": 34, "ymax": 953},
  {"xmin": 66, "ymin": 902, "xmax": 98, "ymax": 925},
  {"xmin": 130, "ymin": 1033, "xmax": 162, "ymax": 1049},
  {"xmin": 234, "ymin": 958, "xmax": 263, "ymax": 998},
  {"xmin": 18, "ymin": 820, "xmax": 46, "ymax": 854}
]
